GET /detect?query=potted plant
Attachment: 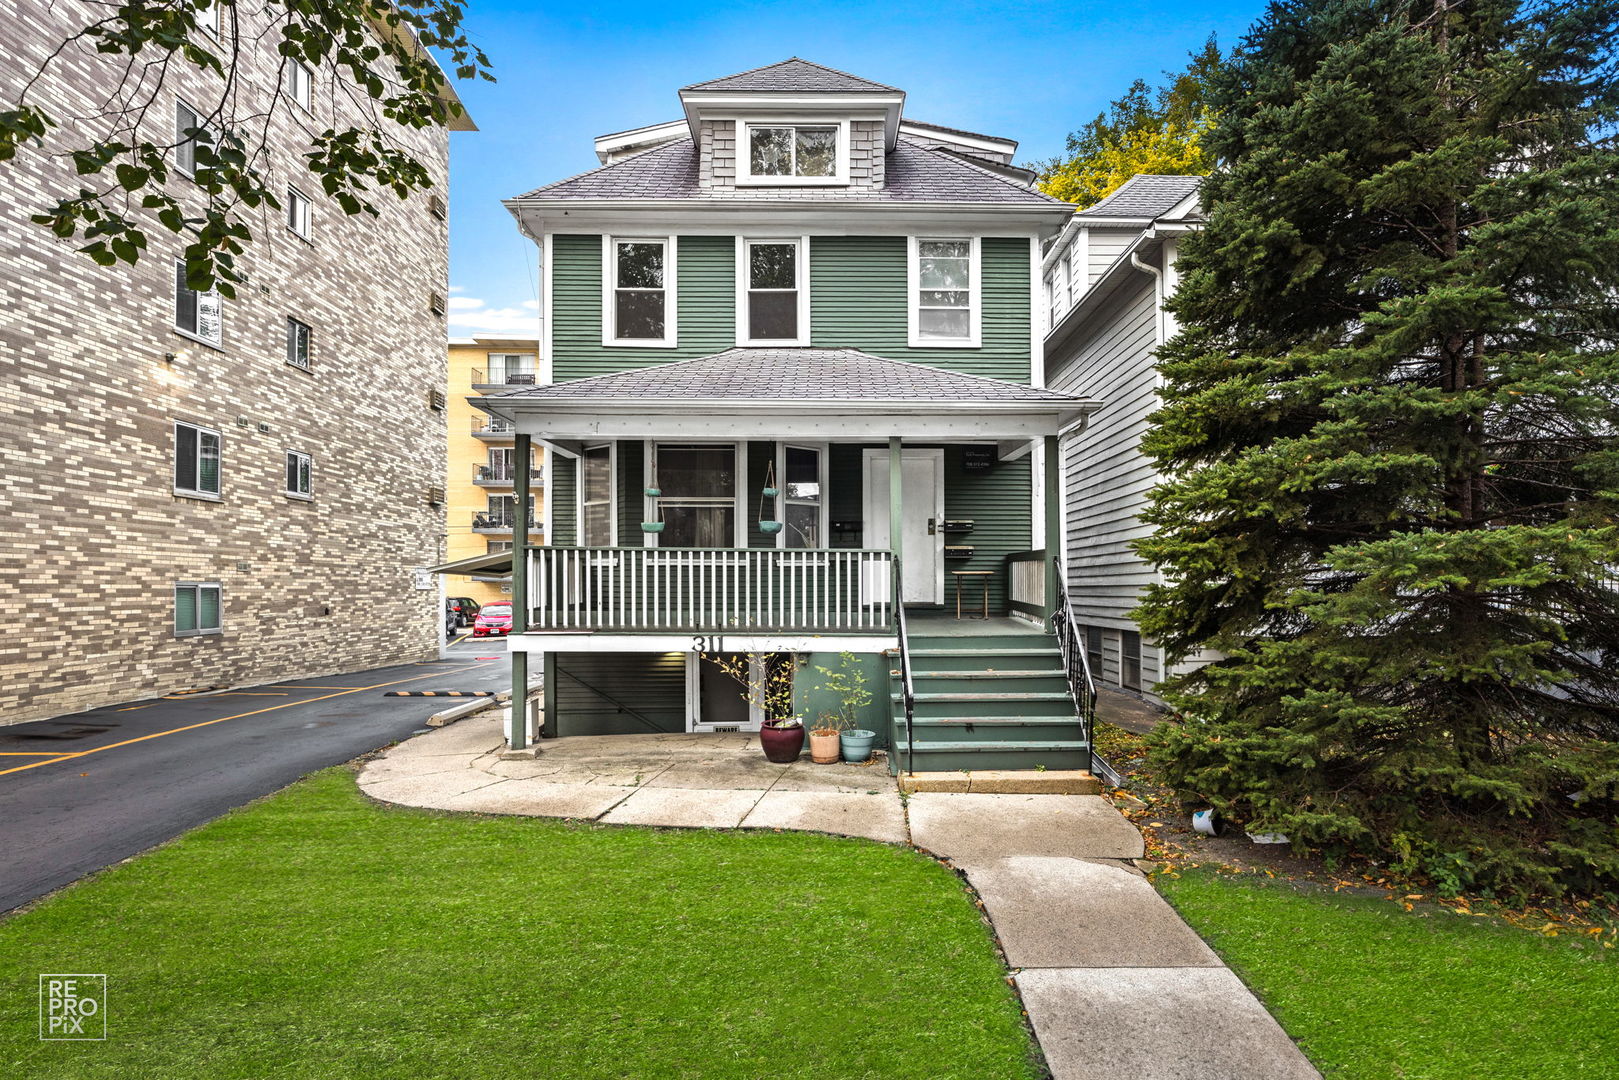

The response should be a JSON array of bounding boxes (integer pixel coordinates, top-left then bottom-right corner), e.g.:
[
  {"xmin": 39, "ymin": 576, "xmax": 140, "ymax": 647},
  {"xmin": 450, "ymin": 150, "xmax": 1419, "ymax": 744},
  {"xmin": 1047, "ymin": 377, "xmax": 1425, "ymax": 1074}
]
[
  {"xmin": 757, "ymin": 460, "xmax": 782, "ymax": 535},
  {"xmin": 808, "ymin": 712, "xmax": 844, "ymax": 764},
  {"xmin": 816, "ymin": 652, "xmax": 877, "ymax": 763},
  {"xmin": 703, "ymin": 651, "xmax": 803, "ymax": 762},
  {"xmin": 641, "ymin": 467, "xmax": 664, "ymax": 533}
]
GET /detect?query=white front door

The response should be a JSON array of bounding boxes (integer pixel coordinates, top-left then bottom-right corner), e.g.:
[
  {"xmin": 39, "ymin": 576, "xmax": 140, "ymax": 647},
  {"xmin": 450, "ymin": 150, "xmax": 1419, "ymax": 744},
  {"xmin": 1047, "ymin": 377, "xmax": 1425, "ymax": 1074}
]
[{"xmin": 863, "ymin": 448, "xmax": 945, "ymax": 604}]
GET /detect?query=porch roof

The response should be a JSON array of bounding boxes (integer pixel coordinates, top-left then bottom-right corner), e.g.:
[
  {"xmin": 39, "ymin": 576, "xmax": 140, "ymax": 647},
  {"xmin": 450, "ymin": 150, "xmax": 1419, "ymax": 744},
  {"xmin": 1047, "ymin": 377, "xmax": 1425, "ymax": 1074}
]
[{"xmin": 474, "ymin": 348, "xmax": 1100, "ymax": 443}]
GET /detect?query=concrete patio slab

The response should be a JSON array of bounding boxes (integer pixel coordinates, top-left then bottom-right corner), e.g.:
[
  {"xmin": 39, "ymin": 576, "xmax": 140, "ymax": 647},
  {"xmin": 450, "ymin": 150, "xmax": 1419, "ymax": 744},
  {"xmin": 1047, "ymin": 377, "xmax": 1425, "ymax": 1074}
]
[
  {"xmin": 600, "ymin": 787, "xmax": 764, "ymax": 829},
  {"xmin": 645, "ymin": 759, "xmax": 790, "ymax": 790},
  {"xmin": 357, "ymin": 752, "xmax": 492, "ymax": 787},
  {"xmin": 958, "ymin": 857, "xmax": 1222, "ymax": 968},
  {"xmin": 769, "ymin": 762, "xmax": 894, "ymax": 793},
  {"xmin": 1015, "ymin": 967, "xmax": 1320, "ymax": 1080},
  {"xmin": 360, "ymin": 768, "xmax": 505, "ymax": 810},
  {"xmin": 386, "ymin": 716, "xmax": 505, "ymax": 759},
  {"xmin": 742, "ymin": 790, "xmax": 909, "ymax": 844},
  {"xmin": 908, "ymin": 793, "xmax": 1145, "ymax": 861},
  {"xmin": 438, "ymin": 779, "xmax": 633, "ymax": 820}
]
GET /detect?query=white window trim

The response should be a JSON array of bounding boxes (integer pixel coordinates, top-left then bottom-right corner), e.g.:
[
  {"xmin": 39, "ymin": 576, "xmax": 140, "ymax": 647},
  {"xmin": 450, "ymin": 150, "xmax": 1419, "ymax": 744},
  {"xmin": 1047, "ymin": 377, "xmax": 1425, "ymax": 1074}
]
[
  {"xmin": 284, "ymin": 449, "xmax": 313, "ymax": 500},
  {"xmin": 287, "ymin": 57, "xmax": 313, "ymax": 113},
  {"xmin": 485, "ymin": 351, "xmax": 538, "ymax": 384},
  {"xmin": 173, "ymin": 420, "xmax": 222, "ymax": 501},
  {"xmin": 173, "ymin": 257, "xmax": 223, "ymax": 349},
  {"xmin": 285, "ymin": 316, "xmax": 311, "ymax": 369},
  {"xmin": 193, "ymin": 1, "xmax": 220, "ymax": 40},
  {"xmin": 774, "ymin": 441, "xmax": 829, "ymax": 551},
  {"xmin": 735, "ymin": 118, "xmax": 850, "ymax": 187},
  {"xmin": 734, "ymin": 235, "xmax": 811, "ymax": 347},
  {"xmin": 643, "ymin": 441, "xmax": 746, "ymax": 549},
  {"xmin": 907, "ymin": 235, "xmax": 982, "ymax": 348},
  {"xmin": 174, "ymin": 581, "xmax": 223, "ymax": 637},
  {"xmin": 286, "ymin": 185, "xmax": 312, "ymax": 240},
  {"xmin": 174, "ymin": 98, "xmax": 210, "ymax": 179},
  {"xmin": 577, "ymin": 442, "xmax": 618, "ymax": 547},
  {"xmin": 602, "ymin": 235, "xmax": 677, "ymax": 348}
]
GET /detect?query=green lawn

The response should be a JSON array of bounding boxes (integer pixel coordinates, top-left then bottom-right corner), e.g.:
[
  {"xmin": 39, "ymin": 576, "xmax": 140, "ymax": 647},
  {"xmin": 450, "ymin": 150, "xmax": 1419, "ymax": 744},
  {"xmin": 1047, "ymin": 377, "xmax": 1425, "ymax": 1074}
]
[
  {"xmin": 1156, "ymin": 867, "xmax": 1619, "ymax": 1080},
  {"xmin": 0, "ymin": 769, "xmax": 1038, "ymax": 1080}
]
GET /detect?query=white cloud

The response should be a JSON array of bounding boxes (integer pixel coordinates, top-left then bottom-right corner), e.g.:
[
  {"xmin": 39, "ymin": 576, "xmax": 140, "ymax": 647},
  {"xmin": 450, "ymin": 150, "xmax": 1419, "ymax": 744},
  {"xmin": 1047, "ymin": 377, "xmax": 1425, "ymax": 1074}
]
[{"xmin": 447, "ymin": 294, "xmax": 541, "ymax": 336}]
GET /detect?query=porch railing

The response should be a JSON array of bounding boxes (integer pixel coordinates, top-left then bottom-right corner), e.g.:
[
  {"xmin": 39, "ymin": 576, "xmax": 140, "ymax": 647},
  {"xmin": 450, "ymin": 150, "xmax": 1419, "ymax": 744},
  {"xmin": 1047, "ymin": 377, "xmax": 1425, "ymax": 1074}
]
[
  {"xmin": 526, "ymin": 546, "xmax": 896, "ymax": 633},
  {"xmin": 1049, "ymin": 554, "xmax": 1098, "ymax": 773},
  {"xmin": 1007, "ymin": 549, "xmax": 1047, "ymax": 618}
]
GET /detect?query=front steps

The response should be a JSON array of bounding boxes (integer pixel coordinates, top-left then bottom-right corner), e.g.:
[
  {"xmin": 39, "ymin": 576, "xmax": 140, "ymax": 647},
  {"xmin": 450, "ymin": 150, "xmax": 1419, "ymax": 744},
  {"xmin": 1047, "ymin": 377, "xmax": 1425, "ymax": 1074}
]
[{"xmin": 889, "ymin": 626, "xmax": 1095, "ymax": 783}]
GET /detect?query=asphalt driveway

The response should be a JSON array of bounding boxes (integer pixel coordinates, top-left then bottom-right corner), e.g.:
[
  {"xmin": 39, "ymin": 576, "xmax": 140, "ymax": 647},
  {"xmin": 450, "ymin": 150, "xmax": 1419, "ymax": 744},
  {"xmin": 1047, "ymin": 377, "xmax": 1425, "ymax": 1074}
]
[{"xmin": 0, "ymin": 653, "xmax": 509, "ymax": 914}]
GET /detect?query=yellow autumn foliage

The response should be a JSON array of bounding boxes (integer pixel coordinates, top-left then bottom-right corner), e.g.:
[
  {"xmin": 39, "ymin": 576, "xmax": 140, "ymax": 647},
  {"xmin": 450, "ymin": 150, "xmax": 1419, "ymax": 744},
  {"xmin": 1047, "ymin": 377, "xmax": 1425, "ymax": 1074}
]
[{"xmin": 1038, "ymin": 119, "xmax": 1211, "ymax": 208}]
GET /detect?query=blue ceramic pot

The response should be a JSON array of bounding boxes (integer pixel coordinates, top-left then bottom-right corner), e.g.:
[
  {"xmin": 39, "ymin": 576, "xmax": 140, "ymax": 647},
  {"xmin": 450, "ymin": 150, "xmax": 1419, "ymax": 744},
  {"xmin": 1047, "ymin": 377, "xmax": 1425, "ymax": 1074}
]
[{"xmin": 839, "ymin": 729, "xmax": 877, "ymax": 763}]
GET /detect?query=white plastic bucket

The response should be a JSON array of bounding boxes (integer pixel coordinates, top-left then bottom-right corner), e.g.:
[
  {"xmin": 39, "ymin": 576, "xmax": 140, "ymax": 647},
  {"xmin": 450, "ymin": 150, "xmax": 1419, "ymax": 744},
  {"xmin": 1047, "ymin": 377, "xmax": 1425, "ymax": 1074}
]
[{"xmin": 1191, "ymin": 809, "xmax": 1221, "ymax": 836}]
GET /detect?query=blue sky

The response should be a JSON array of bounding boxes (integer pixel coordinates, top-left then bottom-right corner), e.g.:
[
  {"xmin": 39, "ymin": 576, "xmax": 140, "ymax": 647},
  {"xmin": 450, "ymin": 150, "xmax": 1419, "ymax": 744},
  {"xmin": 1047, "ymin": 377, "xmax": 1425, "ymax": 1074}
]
[{"xmin": 443, "ymin": 0, "xmax": 1261, "ymax": 336}]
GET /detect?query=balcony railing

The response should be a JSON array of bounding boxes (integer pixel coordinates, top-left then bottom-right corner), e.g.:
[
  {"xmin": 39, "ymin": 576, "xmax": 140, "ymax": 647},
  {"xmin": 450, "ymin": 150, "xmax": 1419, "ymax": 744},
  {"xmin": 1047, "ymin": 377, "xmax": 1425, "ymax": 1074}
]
[
  {"xmin": 473, "ymin": 368, "xmax": 538, "ymax": 388},
  {"xmin": 526, "ymin": 546, "xmax": 897, "ymax": 634},
  {"xmin": 475, "ymin": 465, "xmax": 544, "ymax": 486},
  {"xmin": 473, "ymin": 511, "xmax": 538, "ymax": 532},
  {"xmin": 471, "ymin": 417, "xmax": 517, "ymax": 437}
]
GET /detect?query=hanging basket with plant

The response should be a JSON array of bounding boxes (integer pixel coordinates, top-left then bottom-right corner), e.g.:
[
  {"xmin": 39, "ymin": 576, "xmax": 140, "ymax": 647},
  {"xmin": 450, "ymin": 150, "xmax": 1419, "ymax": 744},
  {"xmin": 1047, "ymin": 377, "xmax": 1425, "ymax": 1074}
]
[{"xmin": 757, "ymin": 459, "xmax": 782, "ymax": 534}]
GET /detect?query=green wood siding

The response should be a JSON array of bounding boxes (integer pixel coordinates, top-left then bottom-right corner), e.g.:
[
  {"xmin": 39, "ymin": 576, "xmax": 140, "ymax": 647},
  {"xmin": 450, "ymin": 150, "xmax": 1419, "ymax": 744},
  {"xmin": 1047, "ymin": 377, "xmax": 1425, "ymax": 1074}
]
[
  {"xmin": 550, "ymin": 454, "xmax": 577, "ymax": 545},
  {"xmin": 552, "ymin": 651, "xmax": 686, "ymax": 735},
  {"xmin": 551, "ymin": 233, "xmax": 1033, "ymax": 384},
  {"xmin": 552, "ymin": 234, "xmax": 737, "ymax": 379},
  {"xmin": 616, "ymin": 440, "xmax": 644, "ymax": 546},
  {"xmin": 809, "ymin": 236, "xmax": 1032, "ymax": 382}
]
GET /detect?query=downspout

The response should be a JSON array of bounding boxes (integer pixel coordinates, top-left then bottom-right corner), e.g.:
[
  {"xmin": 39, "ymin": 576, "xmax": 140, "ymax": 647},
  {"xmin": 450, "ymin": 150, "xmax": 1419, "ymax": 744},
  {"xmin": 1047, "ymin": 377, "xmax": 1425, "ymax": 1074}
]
[{"xmin": 1129, "ymin": 248, "xmax": 1166, "ymax": 348}]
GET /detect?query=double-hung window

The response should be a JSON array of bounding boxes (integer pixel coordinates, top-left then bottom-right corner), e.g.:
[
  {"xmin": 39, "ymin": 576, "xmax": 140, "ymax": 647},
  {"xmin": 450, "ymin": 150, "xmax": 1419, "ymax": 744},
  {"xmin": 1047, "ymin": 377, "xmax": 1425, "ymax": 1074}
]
[
  {"xmin": 651, "ymin": 444, "xmax": 736, "ymax": 548},
  {"xmin": 284, "ymin": 450, "xmax": 312, "ymax": 498},
  {"xmin": 1121, "ymin": 629, "xmax": 1143, "ymax": 691},
  {"xmin": 739, "ymin": 238, "xmax": 806, "ymax": 344},
  {"xmin": 174, "ymin": 421, "xmax": 221, "ymax": 498},
  {"xmin": 175, "ymin": 582, "xmax": 222, "ymax": 636},
  {"xmin": 739, "ymin": 122, "xmax": 844, "ymax": 185},
  {"xmin": 287, "ymin": 58, "xmax": 313, "ymax": 112},
  {"xmin": 286, "ymin": 186, "xmax": 312, "ymax": 239},
  {"xmin": 582, "ymin": 443, "xmax": 614, "ymax": 545},
  {"xmin": 780, "ymin": 444, "xmax": 825, "ymax": 550},
  {"xmin": 286, "ymin": 317, "xmax": 311, "ymax": 368},
  {"xmin": 909, "ymin": 237, "xmax": 980, "ymax": 347},
  {"xmin": 174, "ymin": 259, "xmax": 222, "ymax": 346},
  {"xmin": 606, "ymin": 238, "xmax": 674, "ymax": 345},
  {"xmin": 174, "ymin": 101, "xmax": 213, "ymax": 177}
]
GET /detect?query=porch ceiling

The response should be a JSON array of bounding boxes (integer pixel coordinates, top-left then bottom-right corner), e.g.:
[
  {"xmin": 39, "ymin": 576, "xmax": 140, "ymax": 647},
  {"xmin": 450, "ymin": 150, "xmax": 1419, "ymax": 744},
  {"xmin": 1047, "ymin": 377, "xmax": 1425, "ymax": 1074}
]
[{"xmin": 474, "ymin": 347, "xmax": 1100, "ymax": 442}]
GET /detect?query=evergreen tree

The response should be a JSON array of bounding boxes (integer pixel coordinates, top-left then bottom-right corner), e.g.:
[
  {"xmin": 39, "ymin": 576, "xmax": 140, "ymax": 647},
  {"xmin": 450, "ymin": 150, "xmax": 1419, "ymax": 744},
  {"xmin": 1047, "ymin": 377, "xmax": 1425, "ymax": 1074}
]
[
  {"xmin": 1036, "ymin": 37, "xmax": 1221, "ymax": 207},
  {"xmin": 1138, "ymin": 0, "xmax": 1619, "ymax": 897}
]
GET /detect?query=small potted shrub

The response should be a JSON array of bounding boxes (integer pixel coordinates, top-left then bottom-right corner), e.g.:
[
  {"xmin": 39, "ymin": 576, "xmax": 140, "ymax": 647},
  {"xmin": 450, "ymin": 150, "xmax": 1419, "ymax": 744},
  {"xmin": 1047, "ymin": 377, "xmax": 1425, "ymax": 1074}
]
[
  {"xmin": 703, "ymin": 651, "xmax": 802, "ymax": 762},
  {"xmin": 815, "ymin": 652, "xmax": 876, "ymax": 763},
  {"xmin": 809, "ymin": 713, "xmax": 844, "ymax": 764},
  {"xmin": 759, "ymin": 715, "xmax": 805, "ymax": 764}
]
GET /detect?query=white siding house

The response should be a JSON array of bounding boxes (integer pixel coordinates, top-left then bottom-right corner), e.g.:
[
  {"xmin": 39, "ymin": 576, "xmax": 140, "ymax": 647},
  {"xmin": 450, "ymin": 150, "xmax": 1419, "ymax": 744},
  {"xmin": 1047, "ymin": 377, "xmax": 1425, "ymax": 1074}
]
[{"xmin": 1043, "ymin": 175, "xmax": 1202, "ymax": 701}]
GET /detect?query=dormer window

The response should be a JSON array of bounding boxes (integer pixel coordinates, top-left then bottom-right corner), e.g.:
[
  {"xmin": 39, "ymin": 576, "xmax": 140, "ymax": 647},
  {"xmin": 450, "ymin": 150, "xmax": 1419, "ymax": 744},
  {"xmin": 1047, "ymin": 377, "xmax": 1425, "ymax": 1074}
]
[{"xmin": 737, "ymin": 120, "xmax": 848, "ymax": 186}]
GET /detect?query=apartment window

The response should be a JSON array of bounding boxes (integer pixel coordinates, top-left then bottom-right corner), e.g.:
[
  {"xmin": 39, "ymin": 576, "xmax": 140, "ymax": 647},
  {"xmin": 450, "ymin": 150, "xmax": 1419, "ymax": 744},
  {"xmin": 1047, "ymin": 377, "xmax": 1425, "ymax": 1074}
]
[
  {"xmin": 173, "ymin": 421, "xmax": 221, "ymax": 498},
  {"xmin": 284, "ymin": 450, "xmax": 312, "ymax": 498},
  {"xmin": 484, "ymin": 446, "xmax": 535, "ymax": 483},
  {"xmin": 174, "ymin": 101, "xmax": 213, "ymax": 176},
  {"xmin": 582, "ymin": 443, "xmax": 613, "ymax": 545},
  {"xmin": 286, "ymin": 186, "xmax": 311, "ymax": 239},
  {"xmin": 487, "ymin": 540, "xmax": 513, "ymax": 554},
  {"xmin": 780, "ymin": 444, "xmax": 824, "ymax": 549},
  {"xmin": 740, "ymin": 122, "xmax": 843, "ymax": 184},
  {"xmin": 909, "ymin": 237, "xmax": 980, "ymax": 347},
  {"xmin": 740, "ymin": 238, "xmax": 805, "ymax": 344},
  {"xmin": 174, "ymin": 582, "xmax": 222, "ymax": 636},
  {"xmin": 652, "ymin": 444, "xmax": 736, "ymax": 548},
  {"xmin": 1084, "ymin": 625, "xmax": 1104, "ymax": 677},
  {"xmin": 1121, "ymin": 629, "xmax": 1142, "ymax": 691},
  {"xmin": 174, "ymin": 259, "xmax": 222, "ymax": 346},
  {"xmin": 486, "ymin": 352, "xmax": 536, "ymax": 385},
  {"xmin": 607, "ymin": 238, "xmax": 672, "ymax": 344},
  {"xmin": 193, "ymin": 1, "xmax": 220, "ymax": 40},
  {"xmin": 287, "ymin": 58, "xmax": 313, "ymax": 112},
  {"xmin": 285, "ymin": 317, "xmax": 311, "ymax": 369}
]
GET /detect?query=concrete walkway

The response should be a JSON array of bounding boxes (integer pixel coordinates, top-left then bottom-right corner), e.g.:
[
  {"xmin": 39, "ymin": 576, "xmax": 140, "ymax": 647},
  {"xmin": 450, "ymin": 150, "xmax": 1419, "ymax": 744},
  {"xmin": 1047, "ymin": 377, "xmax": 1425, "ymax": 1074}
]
[{"xmin": 361, "ymin": 714, "xmax": 1319, "ymax": 1080}]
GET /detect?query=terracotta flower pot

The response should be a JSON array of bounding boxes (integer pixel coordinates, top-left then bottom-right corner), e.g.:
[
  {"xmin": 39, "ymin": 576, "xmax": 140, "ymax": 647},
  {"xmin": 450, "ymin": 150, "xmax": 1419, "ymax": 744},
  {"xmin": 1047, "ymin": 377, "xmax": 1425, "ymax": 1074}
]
[
  {"xmin": 809, "ymin": 730, "xmax": 841, "ymax": 764},
  {"xmin": 759, "ymin": 722, "xmax": 804, "ymax": 763}
]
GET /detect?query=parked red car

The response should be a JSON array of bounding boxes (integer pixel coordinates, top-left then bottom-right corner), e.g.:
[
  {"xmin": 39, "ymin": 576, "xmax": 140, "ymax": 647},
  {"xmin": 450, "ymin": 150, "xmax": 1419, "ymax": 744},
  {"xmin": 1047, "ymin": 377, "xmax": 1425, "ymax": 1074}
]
[{"xmin": 472, "ymin": 602, "xmax": 513, "ymax": 637}]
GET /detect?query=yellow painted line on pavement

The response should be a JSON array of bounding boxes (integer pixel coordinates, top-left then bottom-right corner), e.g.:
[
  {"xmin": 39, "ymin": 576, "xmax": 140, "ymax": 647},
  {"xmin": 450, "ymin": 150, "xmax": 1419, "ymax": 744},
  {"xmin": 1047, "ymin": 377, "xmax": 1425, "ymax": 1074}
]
[
  {"xmin": 116, "ymin": 706, "xmax": 150, "ymax": 712},
  {"xmin": 0, "ymin": 752, "xmax": 87, "ymax": 757},
  {"xmin": 0, "ymin": 663, "xmax": 497, "ymax": 778},
  {"xmin": 216, "ymin": 692, "xmax": 288, "ymax": 697},
  {"xmin": 270, "ymin": 685, "xmax": 368, "ymax": 691}
]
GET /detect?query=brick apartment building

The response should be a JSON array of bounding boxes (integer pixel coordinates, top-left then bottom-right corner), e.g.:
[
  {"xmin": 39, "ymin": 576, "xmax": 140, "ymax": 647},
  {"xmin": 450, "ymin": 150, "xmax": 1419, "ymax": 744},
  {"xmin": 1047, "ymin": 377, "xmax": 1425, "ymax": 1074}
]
[{"xmin": 0, "ymin": 1, "xmax": 472, "ymax": 725}]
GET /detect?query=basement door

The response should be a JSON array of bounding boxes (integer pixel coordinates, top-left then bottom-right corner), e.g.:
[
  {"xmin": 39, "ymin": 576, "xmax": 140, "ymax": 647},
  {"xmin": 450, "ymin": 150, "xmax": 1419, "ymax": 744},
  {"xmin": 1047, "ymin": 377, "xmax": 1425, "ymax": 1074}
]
[
  {"xmin": 685, "ymin": 653, "xmax": 763, "ymax": 732},
  {"xmin": 862, "ymin": 448, "xmax": 945, "ymax": 605}
]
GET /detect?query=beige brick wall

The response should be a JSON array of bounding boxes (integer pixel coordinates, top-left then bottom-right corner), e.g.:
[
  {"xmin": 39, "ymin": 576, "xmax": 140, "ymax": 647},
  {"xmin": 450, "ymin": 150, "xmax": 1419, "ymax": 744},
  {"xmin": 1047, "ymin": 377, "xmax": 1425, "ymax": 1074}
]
[{"xmin": 0, "ymin": 0, "xmax": 454, "ymax": 724}]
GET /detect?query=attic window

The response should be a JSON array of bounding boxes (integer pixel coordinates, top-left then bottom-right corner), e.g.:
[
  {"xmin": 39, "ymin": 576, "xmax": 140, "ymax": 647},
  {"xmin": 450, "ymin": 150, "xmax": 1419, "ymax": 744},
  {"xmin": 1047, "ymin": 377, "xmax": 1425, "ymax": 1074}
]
[{"xmin": 737, "ymin": 121, "xmax": 847, "ymax": 186}]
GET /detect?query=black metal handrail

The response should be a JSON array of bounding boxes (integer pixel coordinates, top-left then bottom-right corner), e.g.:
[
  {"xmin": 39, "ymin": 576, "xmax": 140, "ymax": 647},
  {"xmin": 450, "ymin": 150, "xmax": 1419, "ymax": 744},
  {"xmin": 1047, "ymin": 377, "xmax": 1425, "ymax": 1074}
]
[
  {"xmin": 1050, "ymin": 554, "xmax": 1098, "ymax": 772},
  {"xmin": 893, "ymin": 558, "xmax": 917, "ymax": 776}
]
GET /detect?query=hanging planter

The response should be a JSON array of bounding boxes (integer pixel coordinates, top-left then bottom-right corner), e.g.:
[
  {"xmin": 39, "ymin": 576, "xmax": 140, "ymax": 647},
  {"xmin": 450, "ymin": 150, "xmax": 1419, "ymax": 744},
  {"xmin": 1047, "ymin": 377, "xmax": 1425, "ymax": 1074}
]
[
  {"xmin": 757, "ymin": 459, "xmax": 782, "ymax": 535},
  {"xmin": 644, "ymin": 487, "xmax": 661, "ymax": 497},
  {"xmin": 640, "ymin": 521, "xmax": 665, "ymax": 533},
  {"xmin": 642, "ymin": 465, "xmax": 665, "ymax": 532}
]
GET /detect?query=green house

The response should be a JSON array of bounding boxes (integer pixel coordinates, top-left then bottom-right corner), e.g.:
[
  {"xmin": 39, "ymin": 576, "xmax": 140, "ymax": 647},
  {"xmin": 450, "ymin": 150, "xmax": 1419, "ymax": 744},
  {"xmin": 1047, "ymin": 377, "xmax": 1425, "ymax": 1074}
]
[{"xmin": 475, "ymin": 59, "xmax": 1101, "ymax": 776}]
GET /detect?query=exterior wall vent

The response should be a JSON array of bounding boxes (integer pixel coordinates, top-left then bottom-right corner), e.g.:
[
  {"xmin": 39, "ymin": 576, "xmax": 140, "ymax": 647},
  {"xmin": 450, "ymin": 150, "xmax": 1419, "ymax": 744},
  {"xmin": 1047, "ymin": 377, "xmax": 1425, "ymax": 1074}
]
[
  {"xmin": 428, "ymin": 388, "xmax": 447, "ymax": 411},
  {"xmin": 429, "ymin": 193, "xmax": 447, "ymax": 220},
  {"xmin": 427, "ymin": 485, "xmax": 446, "ymax": 507},
  {"xmin": 429, "ymin": 291, "xmax": 446, "ymax": 317}
]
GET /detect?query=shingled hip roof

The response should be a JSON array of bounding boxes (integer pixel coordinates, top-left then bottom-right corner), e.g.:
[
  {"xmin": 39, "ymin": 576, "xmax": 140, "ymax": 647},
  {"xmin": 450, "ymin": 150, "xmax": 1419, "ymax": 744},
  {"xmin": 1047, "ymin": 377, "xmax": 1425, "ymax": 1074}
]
[
  {"xmin": 1076, "ymin": 174, "xmax": 1202, "ymax": 220},
  {"xmin": 475, "ymin": 348, "xmax": 1100, "ymax": 441},
  {"xmin": 681, "ymin": 58, "xmax": 901, "ymax": 93}
]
